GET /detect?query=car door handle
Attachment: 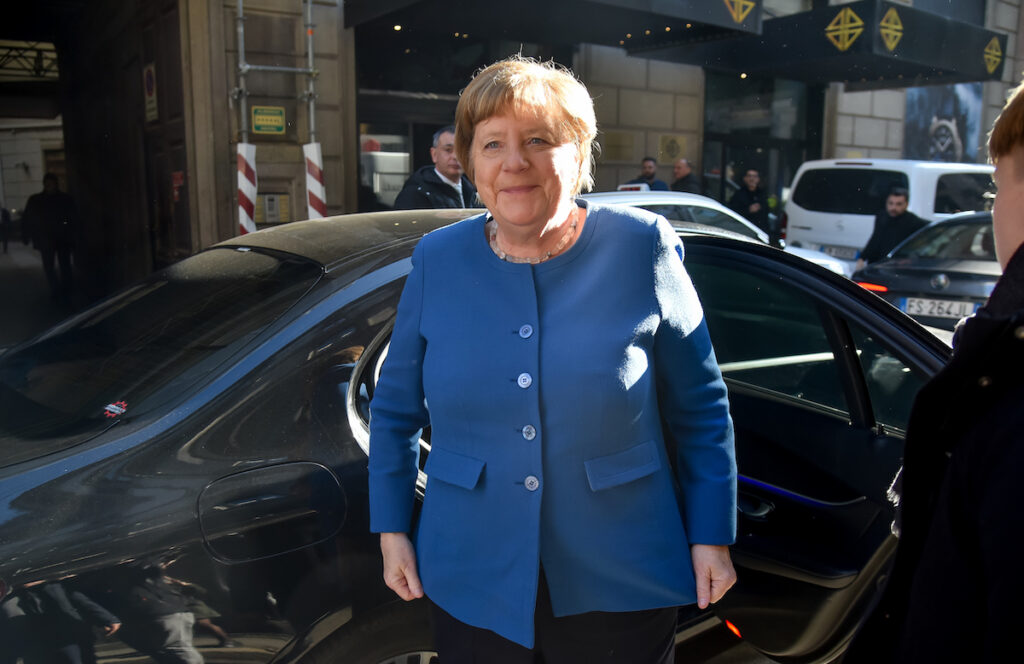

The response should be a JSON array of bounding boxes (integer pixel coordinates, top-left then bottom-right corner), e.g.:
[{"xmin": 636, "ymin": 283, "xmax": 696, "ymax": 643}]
[{"xmin": 738, "ymin": 494, "xmax": 774, "ymax": 520}]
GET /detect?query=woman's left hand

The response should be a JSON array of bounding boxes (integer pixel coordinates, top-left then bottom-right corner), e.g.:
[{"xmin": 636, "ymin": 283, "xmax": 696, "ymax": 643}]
[{"xmin": 691, "ymin": 544, "xmax": 737, "ymax": 609}]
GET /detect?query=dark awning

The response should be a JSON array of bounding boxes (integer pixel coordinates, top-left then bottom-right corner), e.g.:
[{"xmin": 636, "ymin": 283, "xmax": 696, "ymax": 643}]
[
  {"xmin": 628, "ymin": 0, "xmax": 1007, "ymax": 90},
  {"xmin": 344, "ymin": 0, "xmax": 763, "ymax": 45}
]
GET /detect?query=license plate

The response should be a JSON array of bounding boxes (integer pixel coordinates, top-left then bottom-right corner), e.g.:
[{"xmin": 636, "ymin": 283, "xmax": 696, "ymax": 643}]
[
  {"xmin": 822, "ymin": 244, "xmax": 859, "ymax": 260},
  {"xmin": 901, "ymin": 297, "xmax": 978, "ymax": 319}
]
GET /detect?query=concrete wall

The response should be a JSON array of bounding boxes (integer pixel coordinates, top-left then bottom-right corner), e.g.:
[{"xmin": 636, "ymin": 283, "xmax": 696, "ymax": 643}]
[{"xmin": 575, "ymin": 44, "xmax": 703, "ymax": 192}]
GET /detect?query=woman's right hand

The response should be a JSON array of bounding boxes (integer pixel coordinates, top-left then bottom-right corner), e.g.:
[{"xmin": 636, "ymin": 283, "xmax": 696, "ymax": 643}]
[{"xmin": 380, "ymin": 532, "xmax": 424, "ymax": 601}]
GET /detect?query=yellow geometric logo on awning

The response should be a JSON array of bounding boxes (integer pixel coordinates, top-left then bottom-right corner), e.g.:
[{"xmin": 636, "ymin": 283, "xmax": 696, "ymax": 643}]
[
  {"xmin": 826, "ymin": 7, "xmax": 864, "ymax": 52},
  {"xmin": 879, "ymin": 8, "xmax": 903, "ymax": 51},
  {"xmin": 723, "ymin": 0, "xmax": 756, "ymax": 24},
  {"xmin": 984, "ymin": 37, "xmax": 1003, "ymax": 74}
]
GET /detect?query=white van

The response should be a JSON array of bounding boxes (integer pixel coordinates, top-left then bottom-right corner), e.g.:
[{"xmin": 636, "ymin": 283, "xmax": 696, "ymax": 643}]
[{"xmin": 783, "ymin": 159, "xmax": 993, "ymax": 271}]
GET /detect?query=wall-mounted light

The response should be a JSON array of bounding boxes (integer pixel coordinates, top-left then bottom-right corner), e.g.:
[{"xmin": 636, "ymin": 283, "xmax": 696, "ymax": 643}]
[
  {"xmin": 393, "ymin": 25, "xmax": 402, "ymax": 31},
  {"xmin": 740, "ymin": 73, "xmax": 748, "ymax": 79}
]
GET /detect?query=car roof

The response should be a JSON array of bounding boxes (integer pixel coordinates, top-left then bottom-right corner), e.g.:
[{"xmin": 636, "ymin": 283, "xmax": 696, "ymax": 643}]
[
  {"xmin": 796, "ymin": 158, "xmax": 993, "ymax": 174},
  {"xmin": 215, "ymin": 208, "xmax": 480, "ymax": 268},
  {"xmin": 582, "ymin": 190, "xmax": 729, "ymax": 207}
]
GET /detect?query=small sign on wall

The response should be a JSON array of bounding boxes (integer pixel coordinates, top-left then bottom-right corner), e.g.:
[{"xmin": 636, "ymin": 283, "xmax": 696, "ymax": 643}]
[
  {"xmin": 252, "ymin": 106, "xmax": 286, "ymax": 135},
  {"xmin": 143, "ymin": 63, "xmax": 158, "ymax": 123},
  {"xmin": 659, "ymin": 135, "xmax": 688, "ymax": 161},
  {"xmin": 601, "ymin": 131, "xmax": 636, "ymax": 162},
  {"xmin": 255, "ymin": 193, "xmax": 291, "ymax": 225}
]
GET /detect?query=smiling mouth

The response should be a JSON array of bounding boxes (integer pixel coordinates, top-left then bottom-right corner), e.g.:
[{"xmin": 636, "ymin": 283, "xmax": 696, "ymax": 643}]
[{"xmin": 501, "ymin": 185, "xmax": 537, "ymax": 194}]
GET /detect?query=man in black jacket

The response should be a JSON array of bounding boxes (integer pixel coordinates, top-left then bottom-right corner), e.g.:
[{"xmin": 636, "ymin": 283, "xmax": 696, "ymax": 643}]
[
  {"xmin": 394, "ymin": 125, "xmax": 477, "ymax": 209},
  {"xmin": 670, "ymin": 159, "xmax": 701, "ymax": 194},
  {"xmin": 854, "ymin": 188, "xmax": 928, "ymax": 271},
  {"xmin": 728, "ymin": 168, "xmax": 769, "ymax": 235},
  {"xmin": 21, "ymin": 173, "xmax": 77, "ymax": 301},
  {"xmin": 846, "ymin": 78, "xmax": 1024, "ymax": 664}
]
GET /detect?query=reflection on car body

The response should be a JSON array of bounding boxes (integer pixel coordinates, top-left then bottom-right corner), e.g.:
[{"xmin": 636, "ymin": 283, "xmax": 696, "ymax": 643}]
[{"xmin": 0, "ymin": 209, "xmax": 949, "ymax": 664}]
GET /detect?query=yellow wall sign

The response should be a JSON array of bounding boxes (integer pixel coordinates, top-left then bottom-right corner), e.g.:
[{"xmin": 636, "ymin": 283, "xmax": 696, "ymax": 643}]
[
  {"xmin": 826, "ymin": 7, "xmax": 863, "ymax": 52},
  {"xmin": 879, "ymin": 8, "xmax": 903, "ymax": 52},
  {"xmin": 723, "ymin": 0, "xmax": 755, "ymax": 24},
  {"xmin": 984, "ymin": 37, "xmax": 1003, "ymax": 75},
  {"xmin": 252, "ymin": 106, "xmax": 286, "ymax": 135}
]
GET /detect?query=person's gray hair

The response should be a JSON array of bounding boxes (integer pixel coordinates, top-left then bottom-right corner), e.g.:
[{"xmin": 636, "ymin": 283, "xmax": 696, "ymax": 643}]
[{"xmin": 433, "ymin": 125, "xmax": 455, "ymax": 148}]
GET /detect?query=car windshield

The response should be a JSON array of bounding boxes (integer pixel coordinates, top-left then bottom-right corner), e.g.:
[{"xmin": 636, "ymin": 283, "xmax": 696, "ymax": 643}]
[
  {"xmin": 0, "ymin": 247, "xmax": 322, "ymax": 468},
  {"xmin": 891, "ymin": 219, "xmax": 996, "ymax": 261}
]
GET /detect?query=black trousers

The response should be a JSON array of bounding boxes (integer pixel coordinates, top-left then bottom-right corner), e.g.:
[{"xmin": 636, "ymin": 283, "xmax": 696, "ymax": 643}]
[{"xmin": 429, "ymin": 573, "xmax": 676, "ymax": 663}]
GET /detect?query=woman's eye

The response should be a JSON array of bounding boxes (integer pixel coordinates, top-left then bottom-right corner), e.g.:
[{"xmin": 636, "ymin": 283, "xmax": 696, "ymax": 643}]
[
  {"xmin": 483, "ymin": 141, "xmax": 500, "ymax": 150},
  {"xmin": 528, "ymin": 137, "xmax": 547, "ymax": 145}
]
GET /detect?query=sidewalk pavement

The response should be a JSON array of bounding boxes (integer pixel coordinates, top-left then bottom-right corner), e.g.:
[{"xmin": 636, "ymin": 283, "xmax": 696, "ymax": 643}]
[{"xmin": 0, "ymin": 239, "xmax": 76, "ymax": 351}]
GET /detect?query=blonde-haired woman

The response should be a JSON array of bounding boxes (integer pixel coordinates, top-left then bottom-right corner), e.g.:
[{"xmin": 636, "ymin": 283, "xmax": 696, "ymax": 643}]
[{"xmin": 369, "ymin": 56, "xmax": 736, "ymax": 663}]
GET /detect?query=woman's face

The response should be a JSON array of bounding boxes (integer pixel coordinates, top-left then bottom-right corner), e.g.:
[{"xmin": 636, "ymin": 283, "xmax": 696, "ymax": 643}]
[{"xmin": 470, "ymin": 111, "xmax": 581, "ymax": 231}]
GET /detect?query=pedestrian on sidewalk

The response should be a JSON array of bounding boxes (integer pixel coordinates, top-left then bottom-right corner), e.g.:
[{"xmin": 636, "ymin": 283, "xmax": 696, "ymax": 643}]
[{"xmin": 21, "ymin": 173, "xmax": 77, "ymax": 302}]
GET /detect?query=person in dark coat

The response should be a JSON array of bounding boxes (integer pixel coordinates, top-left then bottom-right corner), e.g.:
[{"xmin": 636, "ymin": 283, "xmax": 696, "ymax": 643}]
[
  {"xmin": 670, "ymin": 158, "xmax": 701, "ymax": 194},
  {"xmin": 727, "ymin": 168, "xmax": 769, "ymax": 234},
  {"xmin": 11, "ymin": 580, "xmax": 121, "ymax": 664},
  {"xmin": 394, "ymin": 125, "xmax": 477, "ymax": 209},
  {"xmin": 846, "ymin": 77, "xmax": 1024, "ymax": 664},
  {"xmin": 21, "ymin": 173, "xmax": 77, "ymax": 301},
  {"xmin": 854, "ymin": 188, "xmax": 929, "ymax": 271}
]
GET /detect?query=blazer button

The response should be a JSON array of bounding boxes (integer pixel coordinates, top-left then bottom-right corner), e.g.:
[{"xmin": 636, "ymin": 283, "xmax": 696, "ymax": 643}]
[
  {"xmin": 522, "ymin": 425, "xmax": 537, "ymax": 440},
  {"xmin": 517, "ymin": 372, "xmax": 533, "ymax": 388},
  {"xmin": 519, "ymin": 324, "xmax": 534, "ymax": 339},
  {"xmin": 524, "ymin": 475, "xmax": 540, "ymax": 491}
]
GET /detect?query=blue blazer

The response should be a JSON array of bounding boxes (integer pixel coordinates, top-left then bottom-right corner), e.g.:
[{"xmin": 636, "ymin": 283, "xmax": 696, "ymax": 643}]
[{"xmin": 369, "ymin": 203, "xmax": 736, "ymax": 648}]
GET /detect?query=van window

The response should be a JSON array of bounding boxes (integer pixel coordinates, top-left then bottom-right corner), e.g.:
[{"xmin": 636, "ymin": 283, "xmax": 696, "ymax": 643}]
[
  {"xmin": 933, "ymin": 173, "xmax": 994, "ymax": 214},
  {"xmin": 792, "ymin": 169, "xmax": 908, "ymax": 215}
]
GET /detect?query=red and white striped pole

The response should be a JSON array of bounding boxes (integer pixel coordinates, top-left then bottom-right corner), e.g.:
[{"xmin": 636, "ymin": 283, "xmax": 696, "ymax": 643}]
[
  {"xmin": 304, "ymin": 142, "xmax": 327, "ymax": 219},
  {"xmin": 237, "ymin": 143, "xmax": 257, "ymax": 234}
]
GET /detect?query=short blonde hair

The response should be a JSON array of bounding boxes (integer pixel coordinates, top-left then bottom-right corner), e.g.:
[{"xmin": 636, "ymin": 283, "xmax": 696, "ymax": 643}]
[
  {"xmin": 989, "ymin": 78, "xmax": 1024, "ymax": 163},
  {"xmin": 455, "ymin": 56, "xmax": 598, "ymax": 195}
]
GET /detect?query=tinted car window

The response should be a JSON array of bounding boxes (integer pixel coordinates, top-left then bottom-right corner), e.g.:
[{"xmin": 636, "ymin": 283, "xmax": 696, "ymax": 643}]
[
  {"xmin": 934, "ymin": 173, "xmax": 994, "ymax": 214},
  {"xmin": 0, "ymin": 247, "xmax": 322, "ymax": 468},
  {"xmin": 792, "ymin": 169, "xmax": 909, "ymax": 215},
  {"xmin": 891, "ymin": 219, "xmax": 996, "ymax": 260},
  {"xmin": 686, "ymin": 206, "xmax": 761, "ymax": 239},
  {"xmin": 687, "ymin": 262, "xmax": 846, "ymax": 413},
  {"xmin": 850, "ymin": 324, "xmax": 926, "ymax": 433},
  {"xmin": 638, "ymin": 204, "xmax": 693, "ymax": 223}
]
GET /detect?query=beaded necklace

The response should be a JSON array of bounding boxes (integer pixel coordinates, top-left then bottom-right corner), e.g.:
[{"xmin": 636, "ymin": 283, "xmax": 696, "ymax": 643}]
[{"xmin": 487, "ymin": 209, "xmax": 580, "ymax": 264}]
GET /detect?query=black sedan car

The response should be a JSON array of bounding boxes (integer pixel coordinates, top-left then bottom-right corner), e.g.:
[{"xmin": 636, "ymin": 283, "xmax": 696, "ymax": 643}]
[
  {"xmin": 853, "ymin": 212, "xmax": 1001, "ymax": 330},
  {"xmin": 0, "ymin": 209, "xmax": 949, "ymax": 664}
]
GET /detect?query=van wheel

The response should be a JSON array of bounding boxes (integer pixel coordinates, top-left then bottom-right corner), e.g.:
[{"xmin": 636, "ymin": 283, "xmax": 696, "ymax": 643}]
[{"xmin": 301, "ymin": 599, "xmax": 437, "ymax": 664}]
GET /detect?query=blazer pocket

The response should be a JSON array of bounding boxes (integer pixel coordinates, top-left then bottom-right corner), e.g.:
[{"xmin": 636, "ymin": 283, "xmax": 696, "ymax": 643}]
[
  {"xmin": 584, "ymin": 440, "xmax": 662, "ymax": 492},
  {"xmin": 424, "ymin": 447, "xmax": 485, "ymax": 490}
]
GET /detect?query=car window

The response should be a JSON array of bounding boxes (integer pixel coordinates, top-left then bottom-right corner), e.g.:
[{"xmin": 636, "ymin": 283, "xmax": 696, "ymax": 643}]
[
  {"xmin": 686, "ymin": 206, "xmax": 761, "ymax": 240},
  {"xmin": 792, "ymin": 169, "xmax": 909, "ymax": 215},
  {"xmin": 934, "ymin": 173, "xmax": 994, "ymax": 214},
  {"xmin": 849, "ymin": 324, "xmax": 927, "ymax": 433},
  {"xmin": 892, "ymin": 220, "xmax": 996, "ymax": 260},
  {"xmin": 0, "ymin": 247, "xmax": 322, "ymax": 468},
  {"xmin": 637, "ymin": 204, "xmax": 694, "ymax": 223},
  {"xmin": 687, "ymin": 262, "xmax": 846, "ymax": 414}
]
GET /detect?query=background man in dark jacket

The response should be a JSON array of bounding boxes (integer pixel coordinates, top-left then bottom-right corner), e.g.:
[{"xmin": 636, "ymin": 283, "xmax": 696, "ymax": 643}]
[
  {"xmin": 394, "ymin": 125, "xmax": 477, "ymax": 209},
  {"xmin": 728, "ymin": 168, "xmax": 769, "ymax": 234},
  {"xmin": 625, "ymin": 156, "xmax": 669, "ymax": 190},
  {"xmin": 854, "ymin": 188, "xmax": 929, "ymax": 271},
  {"xmin": 21, "ymin": 173, "xmax": 77, "ymax": 301},
  {"xmin": 670, "ymin": 158, "xmax": 701, "ymax": 194},
  {"xmin": 846, "ymin": 77, "xmax": 1024, "ymax": 664}
]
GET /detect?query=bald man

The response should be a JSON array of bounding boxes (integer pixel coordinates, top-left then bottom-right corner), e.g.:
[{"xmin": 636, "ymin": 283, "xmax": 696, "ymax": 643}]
[{"xmin": 671, "ymin": 159, "xmax": 701, "ymax": 194}]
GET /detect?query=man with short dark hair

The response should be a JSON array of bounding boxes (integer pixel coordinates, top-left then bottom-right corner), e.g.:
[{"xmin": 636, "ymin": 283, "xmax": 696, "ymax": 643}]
[
  {"xmin": 626, "ymin": 157, "xmax": 669, "ymax": 191},
  {"xmin": 671, "ymin": 159, "xmax": 701, "ymax": 194},
  {"xmin": 728, "ymin": 168, "xmax": 769, "ymax": 234},
  {"xmin": 394, "ymin": 125, "xmax": 477, "ymax": 209},
  {"xmin": 854, "ymin": 188, "xmax": 928, "ymax": 271}
]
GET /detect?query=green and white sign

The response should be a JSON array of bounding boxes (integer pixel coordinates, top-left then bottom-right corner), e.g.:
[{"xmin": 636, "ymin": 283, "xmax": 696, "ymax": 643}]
[{"xmin": 252, "ymin": 106, "xmax": 286, "ymax": 135}]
